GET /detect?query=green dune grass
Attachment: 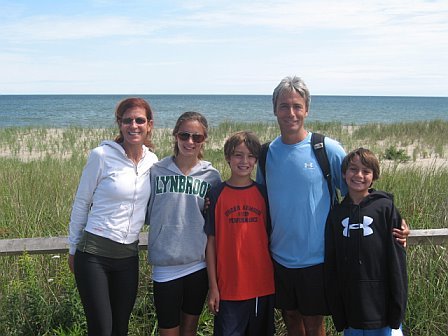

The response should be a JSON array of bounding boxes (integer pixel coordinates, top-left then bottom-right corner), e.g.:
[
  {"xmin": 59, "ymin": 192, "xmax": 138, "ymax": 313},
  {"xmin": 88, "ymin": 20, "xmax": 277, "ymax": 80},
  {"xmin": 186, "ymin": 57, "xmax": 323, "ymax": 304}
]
[{"xmin": 0, "ymin": 121, "xmax": 447, "ymax": 335}]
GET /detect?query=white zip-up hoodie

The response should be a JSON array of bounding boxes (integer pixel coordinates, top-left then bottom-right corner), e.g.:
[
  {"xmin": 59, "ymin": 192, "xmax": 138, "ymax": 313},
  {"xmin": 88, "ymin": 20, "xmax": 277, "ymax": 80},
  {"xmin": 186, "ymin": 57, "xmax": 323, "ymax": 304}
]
[{"xmin": 68, "ymin": 140, "xmax": 158, "ymax": 255}]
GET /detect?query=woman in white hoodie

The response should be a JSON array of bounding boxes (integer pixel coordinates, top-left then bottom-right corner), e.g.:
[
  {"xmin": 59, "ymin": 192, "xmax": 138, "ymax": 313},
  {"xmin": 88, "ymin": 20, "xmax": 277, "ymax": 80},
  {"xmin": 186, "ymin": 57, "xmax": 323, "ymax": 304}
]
[
  {"xmin": 68, "ymin": 98, "xmax": 158, "ymax": 336},
  {"xmin": 147, "ymin": 111, "xmax": 221, "ymax": 336}
]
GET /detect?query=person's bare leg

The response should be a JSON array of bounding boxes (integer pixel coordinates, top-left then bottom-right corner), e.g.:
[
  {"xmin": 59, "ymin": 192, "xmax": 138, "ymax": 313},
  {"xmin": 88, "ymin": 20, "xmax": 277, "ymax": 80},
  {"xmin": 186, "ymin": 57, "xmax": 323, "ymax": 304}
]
[
  {"xmin": 180, "ymin": 312, "xmax": 200, "ymax": 336},
  {"xmin": 159, "ymin": 326, "xmax": 180, "ymax": 336},
  {"xmin": 302, "ymin": 315, "xmax": 325, "ymax": 336},
  {"xmin": 282, "ymin": 309, "xmax": 305, "ymax": 336}
]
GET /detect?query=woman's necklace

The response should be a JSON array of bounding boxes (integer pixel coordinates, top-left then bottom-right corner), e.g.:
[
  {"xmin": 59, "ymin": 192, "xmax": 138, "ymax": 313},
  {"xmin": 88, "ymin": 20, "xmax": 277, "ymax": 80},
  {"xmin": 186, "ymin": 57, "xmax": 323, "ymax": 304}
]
[
  {"xmin": 121, "ymin": 143, "xmax": 143, "ymax": 164},
  {"xmin": 174, "ymin": 156, "xmax": 198, "ymax": 175}
]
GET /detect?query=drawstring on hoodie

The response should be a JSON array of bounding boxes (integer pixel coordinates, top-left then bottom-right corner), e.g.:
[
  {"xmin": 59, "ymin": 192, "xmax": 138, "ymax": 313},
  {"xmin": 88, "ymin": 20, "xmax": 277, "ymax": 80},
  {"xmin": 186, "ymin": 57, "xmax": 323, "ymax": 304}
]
[
  {"xmin": 354, "ymin": 204, "xmax": 363, "ymax": 265},
  {"xmin": 255, "ymin": 297, "xmax": 258, "ymax": 317}
]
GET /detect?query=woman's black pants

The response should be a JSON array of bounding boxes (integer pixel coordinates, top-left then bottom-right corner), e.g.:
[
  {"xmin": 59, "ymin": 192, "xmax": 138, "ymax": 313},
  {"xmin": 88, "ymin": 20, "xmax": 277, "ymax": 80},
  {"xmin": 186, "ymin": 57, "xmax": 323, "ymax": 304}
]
[{"xmin": 74, "ymin": 251, "xmax": 139, "ymax": 336}]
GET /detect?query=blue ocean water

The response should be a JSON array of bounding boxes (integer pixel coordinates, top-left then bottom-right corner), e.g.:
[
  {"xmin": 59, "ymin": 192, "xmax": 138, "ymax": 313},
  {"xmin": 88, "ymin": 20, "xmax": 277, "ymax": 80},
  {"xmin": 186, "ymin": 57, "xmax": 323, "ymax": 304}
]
[{"xmin": 0, "ymin": 94, "xmax": 447, "ymax": 128}]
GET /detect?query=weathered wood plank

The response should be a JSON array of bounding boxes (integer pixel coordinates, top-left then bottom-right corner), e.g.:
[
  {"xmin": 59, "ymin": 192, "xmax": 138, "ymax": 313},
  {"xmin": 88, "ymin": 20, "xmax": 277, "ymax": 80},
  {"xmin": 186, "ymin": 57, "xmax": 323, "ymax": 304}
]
[
  {"xmin": 408, "ymin": 228, "xmax": 448, "ymax": 246},
  {"xmin": 0, "ymin": 229, "xmax": 447, "ymax": 256},
  {"xmin": 0, "ymin": 236, "xmax": 69, "ymax": 255},
  {"xmin": 0, "ymin": 232, "xmax": 149, "ymax": 256}
]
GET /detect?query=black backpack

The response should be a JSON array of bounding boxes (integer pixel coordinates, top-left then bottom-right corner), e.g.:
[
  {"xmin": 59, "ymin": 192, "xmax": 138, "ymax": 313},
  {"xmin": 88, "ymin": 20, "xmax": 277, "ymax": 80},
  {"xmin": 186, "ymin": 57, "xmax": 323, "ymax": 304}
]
[{"xmin": 258, "ymin": 132, "xmax": 337, "ymax": 207}]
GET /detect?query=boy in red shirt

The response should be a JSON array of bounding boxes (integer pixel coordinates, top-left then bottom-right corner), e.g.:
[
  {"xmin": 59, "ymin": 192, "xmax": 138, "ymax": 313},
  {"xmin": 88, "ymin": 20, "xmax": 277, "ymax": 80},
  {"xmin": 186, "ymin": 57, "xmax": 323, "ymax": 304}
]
[{"xmin": 205, "ymin": 131, "xmax": 275, "ymax": 336}]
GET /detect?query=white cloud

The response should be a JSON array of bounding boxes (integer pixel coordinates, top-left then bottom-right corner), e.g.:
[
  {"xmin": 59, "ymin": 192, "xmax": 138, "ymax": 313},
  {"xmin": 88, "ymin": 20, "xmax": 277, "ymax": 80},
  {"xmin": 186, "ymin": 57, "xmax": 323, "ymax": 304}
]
[
  {"xmin": 1, "ymin": 16, "xmax": 154, "ymax": 41},
  {"xmin": 0, "ymin": 0, "xmax": 447, "ymax": 95}
]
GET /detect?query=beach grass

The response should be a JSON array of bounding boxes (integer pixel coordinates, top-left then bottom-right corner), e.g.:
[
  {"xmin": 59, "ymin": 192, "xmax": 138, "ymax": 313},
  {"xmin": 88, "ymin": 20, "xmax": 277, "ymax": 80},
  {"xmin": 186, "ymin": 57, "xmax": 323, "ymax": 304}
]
[{"xmin": 0, "ymin": 121, "xmax": 447, "ymax": 335}]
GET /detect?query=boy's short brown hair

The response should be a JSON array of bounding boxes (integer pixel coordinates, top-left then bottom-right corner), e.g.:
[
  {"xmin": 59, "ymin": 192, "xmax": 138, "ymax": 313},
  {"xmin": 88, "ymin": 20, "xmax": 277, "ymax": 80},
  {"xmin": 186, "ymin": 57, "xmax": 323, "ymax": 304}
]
[
  {"xmin": 224, "ymin": 131, "xmax": 261, "ymax": 161},
  {"xmin": 342, "ymin": 147, "xmax": 380, "ymax": 181}
]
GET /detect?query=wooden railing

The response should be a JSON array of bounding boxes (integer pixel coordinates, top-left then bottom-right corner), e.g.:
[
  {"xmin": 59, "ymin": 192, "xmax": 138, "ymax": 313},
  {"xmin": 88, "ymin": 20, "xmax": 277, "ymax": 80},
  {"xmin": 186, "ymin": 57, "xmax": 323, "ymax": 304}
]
[{"xmin": 0, "ymin": 229, "xmax": 447, "ymax": 256}]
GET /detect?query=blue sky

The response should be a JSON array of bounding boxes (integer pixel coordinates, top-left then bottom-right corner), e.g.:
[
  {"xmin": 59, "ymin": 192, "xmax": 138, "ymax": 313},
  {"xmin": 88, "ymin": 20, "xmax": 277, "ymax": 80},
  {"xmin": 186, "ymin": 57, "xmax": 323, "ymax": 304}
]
[{"xmin": 1, "ymin": 0, "xmax": 447, "ymax": 96}]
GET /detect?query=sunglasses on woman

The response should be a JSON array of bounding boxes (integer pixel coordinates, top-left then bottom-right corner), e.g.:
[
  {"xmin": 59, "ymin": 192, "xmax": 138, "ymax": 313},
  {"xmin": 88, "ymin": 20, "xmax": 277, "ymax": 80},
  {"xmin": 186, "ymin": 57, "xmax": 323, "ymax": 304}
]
[
  {"xmin": 177, "ymin": 132, "xmax": 205, "ymax": 143},
  {"xmin": 121, "ymin": 117, "xmax": 147, "ymax": 125}
]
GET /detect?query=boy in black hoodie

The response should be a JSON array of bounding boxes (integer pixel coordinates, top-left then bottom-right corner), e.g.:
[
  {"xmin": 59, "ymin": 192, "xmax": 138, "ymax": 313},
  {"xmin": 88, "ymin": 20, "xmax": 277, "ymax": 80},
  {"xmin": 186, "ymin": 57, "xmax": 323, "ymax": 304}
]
[{"xmin": 325, "ymin": 148, "xmax": 407, "ymax": 336}]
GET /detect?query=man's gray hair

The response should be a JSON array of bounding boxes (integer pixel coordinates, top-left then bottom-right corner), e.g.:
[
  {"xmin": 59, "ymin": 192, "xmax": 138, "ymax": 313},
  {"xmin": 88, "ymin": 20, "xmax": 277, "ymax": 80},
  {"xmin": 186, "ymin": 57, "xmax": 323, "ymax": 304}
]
[{"xmin": 272, "ymin": 76, "xmax": 311, "ymax": 114}]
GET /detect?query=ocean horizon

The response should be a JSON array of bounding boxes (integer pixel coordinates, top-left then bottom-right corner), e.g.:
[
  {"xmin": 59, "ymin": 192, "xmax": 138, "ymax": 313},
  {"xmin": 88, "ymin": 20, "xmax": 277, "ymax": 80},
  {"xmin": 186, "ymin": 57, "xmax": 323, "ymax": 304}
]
[{"xmin": 1, "ymin": 94, "xmax": 447, "ymax": 128}]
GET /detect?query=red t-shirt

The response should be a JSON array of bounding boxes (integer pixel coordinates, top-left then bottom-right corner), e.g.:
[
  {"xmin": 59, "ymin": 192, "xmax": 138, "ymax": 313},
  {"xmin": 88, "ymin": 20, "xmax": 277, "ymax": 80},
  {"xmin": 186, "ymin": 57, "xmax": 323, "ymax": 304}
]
[{"xmin": 205, "ymin": 182, "xmax": 275, "ymax": 300}]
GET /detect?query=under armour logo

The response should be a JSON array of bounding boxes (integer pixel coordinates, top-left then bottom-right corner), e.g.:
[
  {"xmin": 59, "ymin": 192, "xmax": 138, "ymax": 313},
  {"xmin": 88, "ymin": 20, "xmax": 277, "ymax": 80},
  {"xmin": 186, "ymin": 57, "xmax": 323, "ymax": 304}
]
[
  {"xmin": 341, "ymin": 216, "xmax": 374, "ymax": 237},
  {"xmin": 304, "ymin": 162, "xmax": 314, "ymax": 169}
]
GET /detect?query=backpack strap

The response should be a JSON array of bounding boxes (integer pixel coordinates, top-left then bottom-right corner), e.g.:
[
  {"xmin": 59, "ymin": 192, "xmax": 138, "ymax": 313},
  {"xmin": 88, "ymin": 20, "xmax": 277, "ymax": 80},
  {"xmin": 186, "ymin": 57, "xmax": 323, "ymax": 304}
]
[
  {"xmin": 311, "ymin": 132, "xmax": 335, "ymax": 207},
  {"xmin": 258, "ymin": 142, "xmax": 271, "ymax": 182},
  {"xmin": 256, "ymin": 145, "xmax": 272, "ymax": 237}
]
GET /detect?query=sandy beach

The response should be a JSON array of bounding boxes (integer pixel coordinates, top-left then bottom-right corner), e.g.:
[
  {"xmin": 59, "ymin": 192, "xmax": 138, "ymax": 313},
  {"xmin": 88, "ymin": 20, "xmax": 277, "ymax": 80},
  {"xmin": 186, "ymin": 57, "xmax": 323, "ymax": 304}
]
[{"xmin": 1, "ymin": 127, "xmax": 447, "ymax": 170}]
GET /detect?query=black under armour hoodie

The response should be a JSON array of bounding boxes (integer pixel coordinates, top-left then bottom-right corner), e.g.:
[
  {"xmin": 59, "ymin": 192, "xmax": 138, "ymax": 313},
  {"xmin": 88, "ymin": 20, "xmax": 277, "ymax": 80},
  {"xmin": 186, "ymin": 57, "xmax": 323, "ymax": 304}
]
[{"xmin": 324, "ymin": 190, "xmax": 407, "ymax": 332}]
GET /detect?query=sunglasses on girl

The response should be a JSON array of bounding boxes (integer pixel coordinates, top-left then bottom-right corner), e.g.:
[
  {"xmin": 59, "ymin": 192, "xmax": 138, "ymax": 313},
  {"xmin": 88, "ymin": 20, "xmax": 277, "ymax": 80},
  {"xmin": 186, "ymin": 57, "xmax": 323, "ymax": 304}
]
[
  {"xmin": 177, "ymin": 132, "xmax": 205, "ymax": 143},
  {"xmin": 121, "ymin": 117, "xmax": 147, "ymax": 125}
]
